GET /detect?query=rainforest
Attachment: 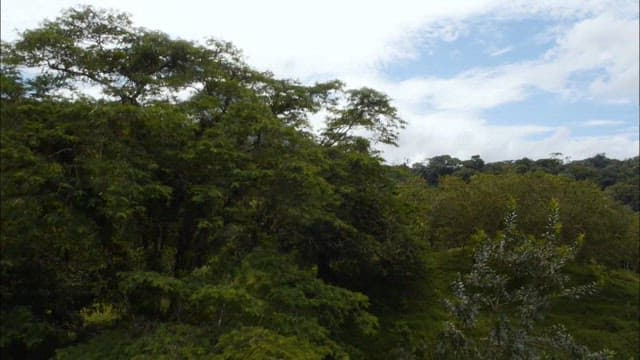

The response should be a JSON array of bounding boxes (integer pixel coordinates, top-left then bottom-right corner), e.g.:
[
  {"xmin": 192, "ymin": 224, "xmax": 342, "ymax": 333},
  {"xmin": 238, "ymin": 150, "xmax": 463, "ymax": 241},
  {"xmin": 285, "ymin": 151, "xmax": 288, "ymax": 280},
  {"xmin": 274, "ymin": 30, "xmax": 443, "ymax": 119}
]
[{"xmin": 1, "ymin": 6, "xmax": 638, "ymax": 359}]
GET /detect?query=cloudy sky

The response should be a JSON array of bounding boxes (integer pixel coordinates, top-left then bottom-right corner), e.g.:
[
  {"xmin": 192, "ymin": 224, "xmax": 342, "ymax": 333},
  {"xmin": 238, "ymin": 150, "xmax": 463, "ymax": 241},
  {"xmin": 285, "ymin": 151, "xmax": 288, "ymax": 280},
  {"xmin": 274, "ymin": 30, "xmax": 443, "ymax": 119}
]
[{"xmin": 2, "ymin": 0, "xmax": 638, "ymax": 163}]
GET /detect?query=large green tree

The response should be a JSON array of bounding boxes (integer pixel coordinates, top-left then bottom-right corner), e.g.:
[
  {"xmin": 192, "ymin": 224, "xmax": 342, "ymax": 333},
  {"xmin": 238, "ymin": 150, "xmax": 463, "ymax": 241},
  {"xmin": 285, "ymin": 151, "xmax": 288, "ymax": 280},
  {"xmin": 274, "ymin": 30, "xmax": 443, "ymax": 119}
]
[{"xmin": 1, "ymin": 6, "xmax": 424, "ymax": 358}]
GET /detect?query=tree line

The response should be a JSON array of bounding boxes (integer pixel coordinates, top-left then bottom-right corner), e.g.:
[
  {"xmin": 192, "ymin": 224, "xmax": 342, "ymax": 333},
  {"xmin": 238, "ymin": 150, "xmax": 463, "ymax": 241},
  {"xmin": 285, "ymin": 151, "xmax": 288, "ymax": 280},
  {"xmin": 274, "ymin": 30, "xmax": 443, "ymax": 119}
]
[{"xmin": 410, "ymin": 153, "xmax": 639, "ymax": 212}]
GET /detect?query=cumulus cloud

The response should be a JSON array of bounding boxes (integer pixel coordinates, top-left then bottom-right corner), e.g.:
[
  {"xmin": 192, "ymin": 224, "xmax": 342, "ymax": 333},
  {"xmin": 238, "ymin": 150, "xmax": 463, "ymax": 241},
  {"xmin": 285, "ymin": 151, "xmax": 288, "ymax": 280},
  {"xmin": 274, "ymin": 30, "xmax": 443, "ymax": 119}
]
[
  {"xmin": 3, "ymin": 0, "xmax": 633, "ymax": 78},
  {"xmin": 380, "ymin": 110, "xmax": 638, "ymax": 163},
  {"xmin": 372, "ymin": 13, "xmax": 638, "ymax": 112},
  {"xmin": 550, "ymin": 14, "xmax": 639, "ymax": 102},
  {"xmin": 1, "ymin": 0, "xmax": 495, "ymax": 79},
  {"xmin": 378, "ymin": 110, "xmax": 557, "ymax": 163}
]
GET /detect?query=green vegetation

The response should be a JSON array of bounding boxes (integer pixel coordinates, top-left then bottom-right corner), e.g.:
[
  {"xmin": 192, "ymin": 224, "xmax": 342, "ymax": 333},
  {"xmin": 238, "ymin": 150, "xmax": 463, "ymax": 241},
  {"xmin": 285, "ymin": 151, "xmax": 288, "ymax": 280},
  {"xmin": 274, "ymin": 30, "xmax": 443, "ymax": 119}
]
[
  {"xmin": 1, "ymin": 6, "xmax": 638, "ymax": 359},
  {"xmin": 438, "ymin": 200, "xmax": 612, "ymax": 359},
  {"xmin": 412, "ymin": 153, "xmax": 639, "ymax": 212}
]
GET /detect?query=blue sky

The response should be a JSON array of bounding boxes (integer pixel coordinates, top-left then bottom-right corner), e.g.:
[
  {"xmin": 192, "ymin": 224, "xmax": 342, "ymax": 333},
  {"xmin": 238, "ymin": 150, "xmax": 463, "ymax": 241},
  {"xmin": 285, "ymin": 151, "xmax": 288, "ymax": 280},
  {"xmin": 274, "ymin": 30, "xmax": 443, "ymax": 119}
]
[
  {"xmin": 381, "ymin": 17, "xmax": 638, "ymax": 139},
  {"xmin": 2, "ymin": 0, "xmax": 638, "ymax": 162},
  {"xmin": 382, "ymin": 18, "xmax": 558, "ymax": 80}
]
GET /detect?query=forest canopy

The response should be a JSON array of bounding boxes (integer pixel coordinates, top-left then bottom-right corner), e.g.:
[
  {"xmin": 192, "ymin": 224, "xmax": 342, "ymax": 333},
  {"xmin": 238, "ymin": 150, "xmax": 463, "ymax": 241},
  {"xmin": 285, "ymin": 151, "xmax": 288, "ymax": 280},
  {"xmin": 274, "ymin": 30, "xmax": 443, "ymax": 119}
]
[{"xmin": 1, "ymin": 6, "xmax": 638, "ymax": 359}]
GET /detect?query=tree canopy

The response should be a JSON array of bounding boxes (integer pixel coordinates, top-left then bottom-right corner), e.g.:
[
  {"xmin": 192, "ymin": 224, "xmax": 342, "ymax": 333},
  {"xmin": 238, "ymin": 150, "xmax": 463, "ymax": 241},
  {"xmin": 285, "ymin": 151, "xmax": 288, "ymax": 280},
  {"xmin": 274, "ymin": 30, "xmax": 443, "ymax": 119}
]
[{"xmin": 1, "ymin": 6, "xmax": 421, "ymax": 358}]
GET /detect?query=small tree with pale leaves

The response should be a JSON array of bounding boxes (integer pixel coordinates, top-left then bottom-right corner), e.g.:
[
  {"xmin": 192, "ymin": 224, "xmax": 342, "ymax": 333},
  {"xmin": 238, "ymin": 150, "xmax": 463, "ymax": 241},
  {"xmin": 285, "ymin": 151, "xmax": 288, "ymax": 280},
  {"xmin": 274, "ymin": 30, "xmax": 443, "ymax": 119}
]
[{"xmin": 437, "ymin": 199, "xmax": 613, "ymax": 359}]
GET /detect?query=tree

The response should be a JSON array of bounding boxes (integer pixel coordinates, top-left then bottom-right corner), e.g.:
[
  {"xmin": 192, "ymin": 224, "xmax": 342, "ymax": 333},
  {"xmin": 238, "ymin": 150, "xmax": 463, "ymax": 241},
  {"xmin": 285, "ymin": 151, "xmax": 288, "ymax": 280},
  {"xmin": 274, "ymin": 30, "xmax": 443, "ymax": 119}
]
[
  {"xmin": 1, "ymin": 6, "xmax": 420, "ymax": 358},
  {"xmin": 414, "ymin": 155, "xmax": 463, "ymax": 186},
  {"xmin": 11, "ymin": 6, "xmax": 210, "ymax": 104},
  {"xmin": 437, "ymin": 200, "xmax": 613, "ymax": 359},
  {"xmin": 606, "ymin": 181, "xmax": 640, "ymax": 212},
  {"xmin": 321, "ymin": 87, "xmax": 406, "ymax": 147},
  {"xmin": 56, "ymin": 250, "xmax": 378, "ymax": 359}
]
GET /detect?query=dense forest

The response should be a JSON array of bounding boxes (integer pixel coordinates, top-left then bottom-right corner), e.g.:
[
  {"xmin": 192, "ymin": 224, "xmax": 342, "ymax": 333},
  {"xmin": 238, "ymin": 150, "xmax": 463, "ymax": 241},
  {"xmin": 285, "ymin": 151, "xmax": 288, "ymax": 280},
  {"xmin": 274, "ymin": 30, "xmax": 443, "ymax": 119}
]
[
  {"xmin": 1, "ymin": 7, "xmax": 638, "ymax": 359},
  {"xmin": 411, "ymin": 153, "xmax": 639, "ymax": 212}
]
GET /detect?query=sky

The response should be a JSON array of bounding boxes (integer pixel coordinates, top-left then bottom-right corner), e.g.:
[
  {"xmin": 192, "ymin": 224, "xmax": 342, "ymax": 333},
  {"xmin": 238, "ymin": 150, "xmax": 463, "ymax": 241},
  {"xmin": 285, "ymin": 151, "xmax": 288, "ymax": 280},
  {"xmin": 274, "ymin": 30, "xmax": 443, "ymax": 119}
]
[{"xmin": 2, "ymin": 0, "xmax": 638, "ymax": 163}]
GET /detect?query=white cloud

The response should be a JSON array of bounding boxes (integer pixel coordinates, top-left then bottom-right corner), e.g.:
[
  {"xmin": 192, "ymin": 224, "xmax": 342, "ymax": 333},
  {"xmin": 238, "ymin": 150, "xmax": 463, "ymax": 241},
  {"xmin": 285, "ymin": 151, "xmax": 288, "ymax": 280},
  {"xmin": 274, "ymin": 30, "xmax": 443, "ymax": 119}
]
[
  {"xmin": 380, "ymin": 110, "xmax": 638, "ymax": 163},
  {"xmin": 384, "ymin": 68, "xmax": 532, "ymax": 112},
  {"xmin": 374, "ymin": 13, "xmax": 639, "ymax": 112},
  {"xmin": 378, "ymin": 110, "xmax": 558, "ymax": 163},
  {"xmin": 583, "ymin": 119, "xmax": 625, "ymax": 127},
  {"xmin": 489, "ymin": 46, "xmax": 513, "ymax": 57},
  {"xmin": 550, "ymin": 14, "xmax": 640, "ymax": 102},
  {"xmin": 1, "ymin": 0, "xmax": 497, "ymax": 80},
  {"xmin": 3, "ymin": 0, "xmax": 634, "ymax": 79}
]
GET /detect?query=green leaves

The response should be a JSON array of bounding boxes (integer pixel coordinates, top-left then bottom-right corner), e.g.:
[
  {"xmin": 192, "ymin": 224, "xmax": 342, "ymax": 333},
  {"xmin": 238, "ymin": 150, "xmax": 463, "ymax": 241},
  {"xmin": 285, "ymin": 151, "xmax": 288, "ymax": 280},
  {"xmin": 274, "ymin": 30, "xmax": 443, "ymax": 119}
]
[
  {"xmin": 13, "ymin": 6, "xmax": 210, "ymax": 104},
  {"xmin": 56, "ymin": 323, "xmax": 213, "ymax": 359},
  {"xmin": 414, "ymin": 173, "xmax": 638, "ymax": 270},
  {"xmin": 322, "ymin": 87, "xmax": 406, "ymax": 147},
  {"xmin": 213, "ymin": 327, "xmax": 330, "ymax": 360},
  {"xmin": 0, "ymin": 307, "xmax": 52, "ymax": 349},
  {"xmin": 97, "ymin": 250, "xmax": 378, "ymax": 357},
  {"xmin": 189, "ymin": 285, "xmax": 265, "ymax": 326},
  {"xmin": 119, "ymin": 271, "xmax": 186, "ymax": 318},
  {"xmin": 439, "ymin": 202, "xmax": 611, "ymax": 359}
]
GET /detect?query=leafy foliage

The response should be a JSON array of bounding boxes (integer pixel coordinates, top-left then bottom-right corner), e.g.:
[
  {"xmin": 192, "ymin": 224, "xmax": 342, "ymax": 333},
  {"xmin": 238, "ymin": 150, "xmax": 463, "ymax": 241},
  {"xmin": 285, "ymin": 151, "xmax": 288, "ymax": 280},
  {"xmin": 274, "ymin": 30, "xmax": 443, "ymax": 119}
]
[
  {"xmin": 412, "ymin": 153, "xmax": 639, "ymax": 211},
  {"xmin": 438, "ymin": 201, "xmax": 614, "ymax": 359},
  {"xmin": 411, "ymin": 173, "xmax": 638, "ymax": 270}
]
